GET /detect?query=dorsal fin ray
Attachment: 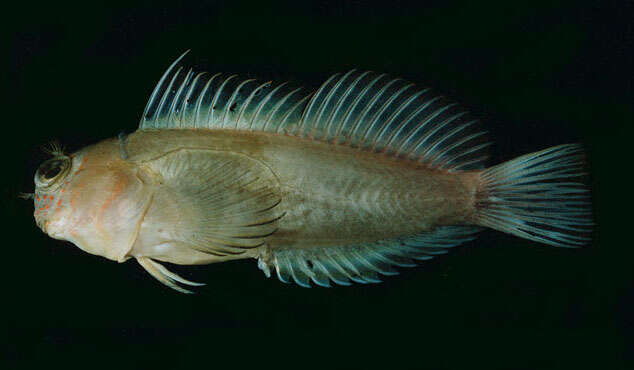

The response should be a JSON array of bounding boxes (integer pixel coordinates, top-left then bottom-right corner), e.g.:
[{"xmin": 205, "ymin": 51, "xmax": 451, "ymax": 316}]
[{"xmin": 139, "ymin": 53, "xmax": 489, "ymax": 170}]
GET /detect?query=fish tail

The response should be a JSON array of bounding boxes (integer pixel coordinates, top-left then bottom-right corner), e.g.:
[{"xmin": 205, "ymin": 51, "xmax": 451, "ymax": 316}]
[{"xmin": 473, "ymin": 144, "xmax": 592, "ymax": 247}]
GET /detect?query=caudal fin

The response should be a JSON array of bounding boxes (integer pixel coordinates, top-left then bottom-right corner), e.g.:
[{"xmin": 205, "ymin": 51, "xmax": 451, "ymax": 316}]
[{"xmin": 474, "ymin": 144, "xmax": 592, "ymax": 247}]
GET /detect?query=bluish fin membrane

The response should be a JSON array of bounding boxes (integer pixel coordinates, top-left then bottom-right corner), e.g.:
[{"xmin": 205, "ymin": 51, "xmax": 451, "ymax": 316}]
[
  {"xmin": 265, "ymin": 226, "xmax": 480, "ymax": 287},
  {"xmin": 475, "ymin": 144, "xmax": 592, "ymax": 248},
  {"xmin": 139, "ymin": 54, "xmax": 489, "ymax": 170}
]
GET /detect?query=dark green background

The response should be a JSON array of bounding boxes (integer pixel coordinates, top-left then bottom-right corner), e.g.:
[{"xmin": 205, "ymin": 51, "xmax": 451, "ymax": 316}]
[{"xmin": 4, "ymin": 1, "xmax": 631, "ymax": 369}]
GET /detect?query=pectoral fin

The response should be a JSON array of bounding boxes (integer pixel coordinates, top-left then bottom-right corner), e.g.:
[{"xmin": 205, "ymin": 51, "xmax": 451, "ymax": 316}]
[{"xmin": 141, "ymin": 148, "xmax": 283, "ymax": 257}]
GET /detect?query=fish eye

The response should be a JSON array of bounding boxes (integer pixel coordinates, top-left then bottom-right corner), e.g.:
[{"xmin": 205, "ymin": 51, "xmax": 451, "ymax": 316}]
[{"xmin": 35, "ymin": 157, "xmax": 71, "ymax": 188}]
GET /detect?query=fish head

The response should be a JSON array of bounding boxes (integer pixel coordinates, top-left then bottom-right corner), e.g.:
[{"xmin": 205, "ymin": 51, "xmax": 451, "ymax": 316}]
[{"xmin": 33, "ymin": 138, "xmax": 152, "ymax": 262}]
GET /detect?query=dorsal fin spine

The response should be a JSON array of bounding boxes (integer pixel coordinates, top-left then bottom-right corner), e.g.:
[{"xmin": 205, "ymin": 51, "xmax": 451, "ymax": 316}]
[
  {"xmin": 209, "ymin": 75, "xmax": 237, "ymax": 127},
  {"xmin": 180, "ymin": 71, "xmax": 207, "ymax": 127},
  {"xmin": 237, "ymin": 81, "xmax": 271, "ymax": 129},
  {"xmin": 168, "ymin": 68, "xmax": 193, "ymax": 127},
  {"xmin": 250, "ymin": 82, "xmax": 289, "ymax": 130},
  {"xmin": 222, "ymin": 78, "xmax": 255, "ymax": 128},
  {"xmin": 325, "ymin": 70, "xmax": 372, "ymax": 142},
  {"xmin": 299, "ymin": 73, "xmax": 340, "ymax": 138},
  {"xmin": 359, "ymin": 83, "xmax": 414, "ymax": 149},
  {"xmin": 193, "ymin": 73, "xmax": 221, "ymax": 128},
  {"xmin": 140, "ymin": 51, "xmax": 189, "ymax": 127},
  {"xmin": 236, "ymin": 81, "xmax": 273, "ymax": 129},
  {"xmin": 155, "ymin": 66, "xmax": 183, "ymax": 128},
  {"xmin": 262, "ymin": 86, "xmax": 302, "ymax": 131},
  {"xmin": 372, "ymin": 88, "xmax": 428, "ymax": 151},
  {"xmin": 311, "ymin": 70, "xmax": 354, "ymax": 140},
  {"xmin": 337, "ymin": 73, "xmax": 387, "ymax": 144},
  {"xmin": 280, "ymin": 92, "xmax": 313, "ymax": 135},
  {"xmin": 348, "ymin": 78, "xmax": 401, "ymax": 146}
]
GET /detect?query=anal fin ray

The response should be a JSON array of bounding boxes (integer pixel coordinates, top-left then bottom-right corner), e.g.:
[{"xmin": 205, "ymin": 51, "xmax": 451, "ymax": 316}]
[{"xmin": 262, "ymin": 226, "xmax": 480, "ymax": 287}]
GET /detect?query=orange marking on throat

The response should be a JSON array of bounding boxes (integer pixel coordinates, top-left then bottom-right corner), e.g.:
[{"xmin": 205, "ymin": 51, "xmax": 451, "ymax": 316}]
[
  {"xmin": 99, "ymin": 174, "xmax": 127, "ymax": 216},
  {"xmin": 94, "ymin": 173, "xmax": 128, "ymax": 237}
]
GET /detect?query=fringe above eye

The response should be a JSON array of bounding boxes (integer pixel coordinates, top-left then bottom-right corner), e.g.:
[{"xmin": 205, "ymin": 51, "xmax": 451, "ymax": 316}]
[{"xmin": 41, "ymin": 140, "xmax": 65, "ymax": 157}]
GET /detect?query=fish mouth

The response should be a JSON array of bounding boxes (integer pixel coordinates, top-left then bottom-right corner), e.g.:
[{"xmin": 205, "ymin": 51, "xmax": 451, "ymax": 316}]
[{"xmin": 34, "ymin": 213, "xmax": 49, "ymax": 233}]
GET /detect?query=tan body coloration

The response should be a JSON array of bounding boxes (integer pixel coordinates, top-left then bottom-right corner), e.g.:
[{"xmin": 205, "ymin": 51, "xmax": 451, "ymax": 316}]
[
  {"xmin": 31, "ymin": 57, "xmax": 590, "ymax": 292},
  {"xmin": 52, "ymin": 130, "xmax": 476, "ymax": 266},
  {"xmin": 122, "ymin": 129, "xmax": 478, "ymax": 265}
]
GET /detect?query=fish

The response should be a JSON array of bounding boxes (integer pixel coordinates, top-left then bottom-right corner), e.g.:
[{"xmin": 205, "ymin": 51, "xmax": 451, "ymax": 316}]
[{"xmin": 29, "ymin": 51, "xmax": 592, "ymax": 293}]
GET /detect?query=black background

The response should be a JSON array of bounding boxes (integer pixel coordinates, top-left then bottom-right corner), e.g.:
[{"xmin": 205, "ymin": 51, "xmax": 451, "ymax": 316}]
[{"xmin": 4, "ymin": 1, "xmax": 632, "ymax": 369}]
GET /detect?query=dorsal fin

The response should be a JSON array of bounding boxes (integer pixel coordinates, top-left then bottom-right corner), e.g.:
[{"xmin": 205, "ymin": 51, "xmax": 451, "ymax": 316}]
[{"xmin": 139, "ymin": 52, "xmax": 489, "ymax": 170}]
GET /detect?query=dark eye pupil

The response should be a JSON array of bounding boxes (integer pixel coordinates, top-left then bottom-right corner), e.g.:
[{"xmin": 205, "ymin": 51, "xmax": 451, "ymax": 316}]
[{"xmin": 41, "ymin": 160, "xmax": 63, "ymax": 179}]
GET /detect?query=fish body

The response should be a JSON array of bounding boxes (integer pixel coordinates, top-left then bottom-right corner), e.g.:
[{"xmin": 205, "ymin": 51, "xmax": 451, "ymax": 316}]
[{"xmin": 31, "ymin": 52, "xmax": 591, "ymax": 292}]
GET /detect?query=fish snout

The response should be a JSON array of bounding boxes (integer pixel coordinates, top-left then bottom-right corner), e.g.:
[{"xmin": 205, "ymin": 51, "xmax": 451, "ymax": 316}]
[{"xmin": 33, "ymin": 201, "xmax": 71, "ymax": 241}]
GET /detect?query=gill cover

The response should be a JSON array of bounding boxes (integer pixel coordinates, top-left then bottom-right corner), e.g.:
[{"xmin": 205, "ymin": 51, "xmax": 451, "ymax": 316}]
[{"xmin": 50, "ymin": 140, "xmax": 153, "ymax": 262}]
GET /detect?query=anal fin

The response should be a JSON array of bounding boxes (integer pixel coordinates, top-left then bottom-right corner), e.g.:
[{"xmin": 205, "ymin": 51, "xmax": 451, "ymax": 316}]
[{"xmin": 263, "ymin": 226, "xmax": 481, "ymax": 287}]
